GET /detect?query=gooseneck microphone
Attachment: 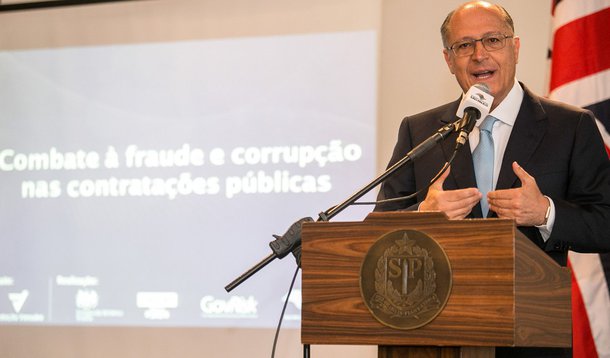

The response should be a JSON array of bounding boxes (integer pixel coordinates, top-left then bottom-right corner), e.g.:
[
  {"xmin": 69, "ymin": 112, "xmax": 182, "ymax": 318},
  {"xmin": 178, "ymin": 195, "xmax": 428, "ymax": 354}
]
[
  {"xmin": 226, "ymin": 83, "xmax": 495, "ymax": 296},
  {"xmin": 454, "ymin": 83, "xmax": 494, "ymax": 150}
]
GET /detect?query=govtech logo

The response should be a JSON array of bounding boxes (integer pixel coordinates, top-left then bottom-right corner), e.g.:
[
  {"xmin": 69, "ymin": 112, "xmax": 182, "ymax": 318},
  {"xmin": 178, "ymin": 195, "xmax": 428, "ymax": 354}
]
[{"xmin": 200, "ymin": 295, "xmax": 258, "ymax": 318}]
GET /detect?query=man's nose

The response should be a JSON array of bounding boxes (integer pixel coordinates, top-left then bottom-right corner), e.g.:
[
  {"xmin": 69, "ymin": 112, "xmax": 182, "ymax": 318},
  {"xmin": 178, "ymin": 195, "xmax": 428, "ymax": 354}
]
[{"xmin": 471, "ymin": 40, "xmax": 489, "ymax": 60}]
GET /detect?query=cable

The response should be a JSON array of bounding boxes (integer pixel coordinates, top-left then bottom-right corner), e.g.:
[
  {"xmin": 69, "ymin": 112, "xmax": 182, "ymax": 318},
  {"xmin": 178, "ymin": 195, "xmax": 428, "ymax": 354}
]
[
  {"xmin": 269, "ymin": 129, "xmax": 462, "ymax": 357},
  {"xmin": 351, "ymin": 149, "xmax": 458, "ymax": 206},
  {"xmin": 270, "ymin": 265, "xmax": 300, "ymax": 358}
]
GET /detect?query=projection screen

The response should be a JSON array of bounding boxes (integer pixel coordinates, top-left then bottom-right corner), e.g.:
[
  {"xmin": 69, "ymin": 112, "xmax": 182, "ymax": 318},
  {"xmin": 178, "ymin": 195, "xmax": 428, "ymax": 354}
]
[{"xmin": 0, "ymin": 4, "xmax": 377, "ymax": 331}]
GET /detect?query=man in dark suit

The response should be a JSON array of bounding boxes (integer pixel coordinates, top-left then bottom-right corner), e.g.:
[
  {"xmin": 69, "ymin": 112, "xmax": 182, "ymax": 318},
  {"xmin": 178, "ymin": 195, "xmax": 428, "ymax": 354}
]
[{"xmin": 376, "ymin": 2, "xmax": 610, "ymax": 357}]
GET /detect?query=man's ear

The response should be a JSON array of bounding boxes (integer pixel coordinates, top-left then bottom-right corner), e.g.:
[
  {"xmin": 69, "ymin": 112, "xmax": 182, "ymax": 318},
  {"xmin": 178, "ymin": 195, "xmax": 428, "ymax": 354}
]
[
  {"xmin": 443, "ymin": 49, "xmax": 455, "ymax": 74},
  {"xmin": 513, "ymin": 36, "xmax": 521, "ymax": 64}
]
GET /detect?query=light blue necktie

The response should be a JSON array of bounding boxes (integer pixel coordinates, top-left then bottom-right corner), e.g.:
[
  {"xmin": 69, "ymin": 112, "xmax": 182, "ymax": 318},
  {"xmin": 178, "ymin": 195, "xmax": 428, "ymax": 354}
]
[{"xmin": 473, "ymin": 115, "xmax": 498, "ymax": 217}]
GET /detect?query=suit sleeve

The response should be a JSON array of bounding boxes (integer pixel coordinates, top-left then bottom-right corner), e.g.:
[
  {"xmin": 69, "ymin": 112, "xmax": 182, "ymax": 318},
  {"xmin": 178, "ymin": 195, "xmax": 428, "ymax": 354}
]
[
  {"xmin": 374, "ymin": 117, "xmax": 420, "ymax": 212},
  {"xmin": 545, "ymin": 111, "xmax": 610, "ymax": 253}
]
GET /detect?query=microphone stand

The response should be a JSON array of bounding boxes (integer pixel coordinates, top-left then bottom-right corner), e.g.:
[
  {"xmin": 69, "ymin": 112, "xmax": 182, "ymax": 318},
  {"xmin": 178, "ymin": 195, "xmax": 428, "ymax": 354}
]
[
  {"xmin": 225, "ymin": 119, "xmax": 459, "ymax": 291},
  {"xmin": 224, "ymin": 119, "xmax": 460, "ymax": 358}
]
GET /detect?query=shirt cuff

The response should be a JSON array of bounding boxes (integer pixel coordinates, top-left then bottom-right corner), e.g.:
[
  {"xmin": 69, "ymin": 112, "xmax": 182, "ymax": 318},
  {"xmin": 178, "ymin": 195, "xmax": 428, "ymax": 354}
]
[{"xmin": 536, "ymin": 196, "xmax": 555, "ymax": 242}]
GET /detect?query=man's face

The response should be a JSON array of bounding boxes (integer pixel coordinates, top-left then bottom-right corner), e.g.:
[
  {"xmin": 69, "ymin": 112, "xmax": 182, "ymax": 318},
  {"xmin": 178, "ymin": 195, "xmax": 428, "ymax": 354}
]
[{"xmin": 443, "ymin": 4, "xmax": 520, "ymax": 108}]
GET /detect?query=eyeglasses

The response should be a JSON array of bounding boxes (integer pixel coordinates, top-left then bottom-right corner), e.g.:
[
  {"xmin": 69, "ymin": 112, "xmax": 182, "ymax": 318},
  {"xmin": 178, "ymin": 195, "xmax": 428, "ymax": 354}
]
[{"xmin": 446, "ymin": 34, "xmax": 514, "ymax": 57}]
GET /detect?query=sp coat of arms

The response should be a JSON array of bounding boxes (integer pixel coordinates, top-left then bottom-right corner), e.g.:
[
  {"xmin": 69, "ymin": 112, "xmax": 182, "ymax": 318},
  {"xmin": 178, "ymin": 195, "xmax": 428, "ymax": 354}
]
[{"xmin": 360, "ymin": 230, "xmax": 452, "ymax": 330}]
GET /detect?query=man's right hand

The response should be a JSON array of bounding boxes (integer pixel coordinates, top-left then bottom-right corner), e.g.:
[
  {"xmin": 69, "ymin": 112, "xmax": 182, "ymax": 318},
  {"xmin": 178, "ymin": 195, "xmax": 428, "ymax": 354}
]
[{"xmin": 418, "ymin": 166, "xmax": 482, "ymax": 220}]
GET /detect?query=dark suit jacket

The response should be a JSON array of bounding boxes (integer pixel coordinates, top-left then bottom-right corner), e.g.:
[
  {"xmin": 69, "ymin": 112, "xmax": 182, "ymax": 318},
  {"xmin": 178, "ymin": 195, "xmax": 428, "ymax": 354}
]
[{"xmin": 376, "ymin": 83, "xmax": 610, "ymax": 266}]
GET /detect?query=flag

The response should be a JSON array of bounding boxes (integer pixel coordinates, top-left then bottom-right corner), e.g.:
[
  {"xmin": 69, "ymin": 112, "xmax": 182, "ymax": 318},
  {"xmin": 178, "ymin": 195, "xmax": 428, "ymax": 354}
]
[{"xmin": 547, "ymin": 0, "xmax": 610, "ymax": 357}]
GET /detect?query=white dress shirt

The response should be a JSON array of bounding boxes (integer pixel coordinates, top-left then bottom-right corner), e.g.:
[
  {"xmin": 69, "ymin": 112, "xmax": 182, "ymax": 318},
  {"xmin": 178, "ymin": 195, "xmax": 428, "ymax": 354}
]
[{"xmin": 468, "ymin": 80, "xmax": 555, "ymax": 240}]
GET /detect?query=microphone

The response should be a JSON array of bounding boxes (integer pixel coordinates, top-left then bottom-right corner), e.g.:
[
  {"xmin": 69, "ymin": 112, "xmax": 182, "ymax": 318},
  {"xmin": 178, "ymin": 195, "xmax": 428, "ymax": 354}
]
[{"xmin": 454, "ymin": 83, "xmax": 494, "ymax": 150}]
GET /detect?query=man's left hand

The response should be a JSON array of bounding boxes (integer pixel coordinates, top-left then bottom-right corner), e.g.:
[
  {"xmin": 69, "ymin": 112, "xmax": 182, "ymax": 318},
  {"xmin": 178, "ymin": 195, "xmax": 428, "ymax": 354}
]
[{"xmin": 487, "ymin": 161, "xmax": 550, "ymax": 226}]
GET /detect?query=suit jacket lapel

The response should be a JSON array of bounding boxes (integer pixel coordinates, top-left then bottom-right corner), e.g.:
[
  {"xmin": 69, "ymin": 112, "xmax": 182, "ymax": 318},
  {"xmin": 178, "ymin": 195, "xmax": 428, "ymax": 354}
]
[
  {"xmin": 495, "ymin": 85, "xmax": 548, "ymax": 191},
  {"xmin": 439, "ymin": 99, "xmax": 480, "ymax": 216},
  {"xmin": 439, "ymin": 86, "xmax": 548, "ymax": 218}
]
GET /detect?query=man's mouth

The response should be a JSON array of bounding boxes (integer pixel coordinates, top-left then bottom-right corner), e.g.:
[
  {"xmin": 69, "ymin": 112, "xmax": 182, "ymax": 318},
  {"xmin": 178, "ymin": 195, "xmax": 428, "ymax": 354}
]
[{"xmin": 473, "ymin": 70, "xmax": 495, "ymax": 79}]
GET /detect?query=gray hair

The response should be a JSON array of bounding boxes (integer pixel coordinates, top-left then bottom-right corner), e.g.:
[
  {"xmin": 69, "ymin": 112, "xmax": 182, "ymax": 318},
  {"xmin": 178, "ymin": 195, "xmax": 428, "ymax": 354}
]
[{"xmin": 440, "ymin": 2, "xmax": 515, "ymax": 48}]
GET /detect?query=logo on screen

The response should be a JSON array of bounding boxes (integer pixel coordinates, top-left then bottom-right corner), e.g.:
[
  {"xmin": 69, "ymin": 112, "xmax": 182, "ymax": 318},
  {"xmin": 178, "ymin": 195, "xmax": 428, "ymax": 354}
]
[
  {"xmin": 0, "ymin": 276, "xmax": 14, "ymax": 286},
  {"xmin": 136, "ymin": 291, "xmax": 179, "ymax": 320},
  {"xmin": 200, "ymin": 295, "xmax": 258, "ymax": 318},
  {"xmin": 8, "ymin": 290, "xmax": 29, "ymax": 313},
  {"xmin": 76, "ymin": 289, "xmax": 99, "ymax": 310},
  {"xmin": 282, "ymin": 289, "xmax": 302, "ymax": 310},
  {"xmin": 281, "ymin": 289, "xmax": 301, "ymax": 321}
]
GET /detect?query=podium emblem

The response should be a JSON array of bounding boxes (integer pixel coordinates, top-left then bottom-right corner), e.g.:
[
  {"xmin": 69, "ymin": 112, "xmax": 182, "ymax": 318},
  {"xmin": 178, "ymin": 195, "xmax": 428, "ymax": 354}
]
[{"xmin": 360, "ymin": 230, "xmax": 452, "ymax": 330}]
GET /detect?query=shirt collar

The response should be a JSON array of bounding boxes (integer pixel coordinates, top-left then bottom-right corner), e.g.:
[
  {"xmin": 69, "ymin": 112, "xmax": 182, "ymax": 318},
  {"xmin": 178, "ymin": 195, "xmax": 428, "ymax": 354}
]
[{"xmin": 481, "ymin": 80, "xmax": 523, "ymax": 127}]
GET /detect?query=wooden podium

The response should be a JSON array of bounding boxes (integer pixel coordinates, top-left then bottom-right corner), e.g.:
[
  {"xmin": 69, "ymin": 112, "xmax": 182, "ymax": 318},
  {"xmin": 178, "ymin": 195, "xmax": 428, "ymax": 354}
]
[{"xmin": 300, "ymin": 212, "xmax": 571, "ymax": 358}]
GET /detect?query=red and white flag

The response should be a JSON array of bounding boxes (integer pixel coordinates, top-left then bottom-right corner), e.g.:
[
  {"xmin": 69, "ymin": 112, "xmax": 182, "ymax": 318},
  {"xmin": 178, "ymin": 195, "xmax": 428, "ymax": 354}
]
[{"xmin": 547, "ymin": 0, "xmax": 610, "ymax": 357}]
